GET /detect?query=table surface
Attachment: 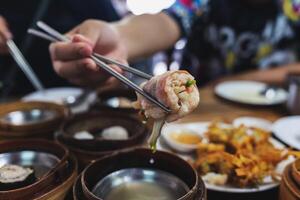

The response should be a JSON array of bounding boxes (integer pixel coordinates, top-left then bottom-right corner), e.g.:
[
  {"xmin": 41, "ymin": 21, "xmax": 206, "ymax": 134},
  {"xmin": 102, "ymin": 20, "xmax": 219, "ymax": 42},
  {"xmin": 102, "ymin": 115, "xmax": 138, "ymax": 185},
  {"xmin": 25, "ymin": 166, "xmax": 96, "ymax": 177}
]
[{"xmin": 178, "ymin": 86, "xmax": 286, "ymax": 123}]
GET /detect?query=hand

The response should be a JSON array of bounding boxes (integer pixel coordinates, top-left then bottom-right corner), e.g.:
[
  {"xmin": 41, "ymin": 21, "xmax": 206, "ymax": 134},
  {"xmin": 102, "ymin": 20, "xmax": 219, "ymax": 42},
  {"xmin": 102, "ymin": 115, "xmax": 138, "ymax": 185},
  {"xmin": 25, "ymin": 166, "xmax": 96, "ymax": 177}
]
[
  {"xmin": 0, "ymin": 16, "xmax": 12, "ymax": 54},
  {"xmin": 50, "ymin": 20, "xmax": 128, "ymax": 87}
]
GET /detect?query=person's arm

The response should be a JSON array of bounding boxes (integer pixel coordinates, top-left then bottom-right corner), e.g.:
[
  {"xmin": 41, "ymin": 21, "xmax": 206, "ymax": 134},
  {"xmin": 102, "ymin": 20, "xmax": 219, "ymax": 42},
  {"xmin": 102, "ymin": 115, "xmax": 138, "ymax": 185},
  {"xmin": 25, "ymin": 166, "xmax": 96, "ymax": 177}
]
[
  {"xmin": 212, "ymin": 64, "xmax": 300, "ymax": 86},
  {"xmin": 0, "ymin": 16, "xmax": 12, "ymax": 54},
  {"xmin": 114, "ymin": 13, "xmax": 180, "ymax": 61},
  {"xmin": 50, "ymin": 13, "xmax": 180, "ymax": 87}
]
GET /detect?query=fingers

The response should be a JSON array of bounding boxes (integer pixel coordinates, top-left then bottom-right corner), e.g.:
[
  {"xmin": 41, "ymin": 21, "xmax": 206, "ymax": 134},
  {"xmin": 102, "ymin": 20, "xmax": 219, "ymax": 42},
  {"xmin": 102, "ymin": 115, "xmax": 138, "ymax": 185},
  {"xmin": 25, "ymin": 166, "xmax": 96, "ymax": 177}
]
[
  {"xmin": 0, "ymin": 16, "xmax": 12, "ymax": 40},
  {"xmin": 50, "ymin": 19, "xmax": 126, "ymax": 87},
  {"xmin": 0, "ymin": 16, "xmax": 12, "ymax": 54},
  {"xmin": 50, "ymin": 26, "xmax": 103, "ymax": 87},
  {"xmin": 67, "ymin": 20, "xmax": 102, "ymax": 48},
  {"xmin": 72, "ymin": 34, "xmax": 94, "ymax": 46},
  {"xmin": 49, "ymin": 41, "xmax": 93, "ymax": 61},
  {"xmin": 53, "ymin": 58, "xmax": 98, "ymax": 79},
  {"xmin": 0, "ymin": 36, "xmax": 8, "ymax": 54}
]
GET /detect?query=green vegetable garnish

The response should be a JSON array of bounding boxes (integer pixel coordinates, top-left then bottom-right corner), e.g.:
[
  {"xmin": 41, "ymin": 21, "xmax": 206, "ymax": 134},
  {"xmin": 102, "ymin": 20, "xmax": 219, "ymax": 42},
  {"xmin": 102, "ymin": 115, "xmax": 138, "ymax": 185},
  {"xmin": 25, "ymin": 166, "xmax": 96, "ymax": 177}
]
[
  {"xmin": 150, "ymin": 143, "xmax": 157, "ymax": 153},
  {"xmin": 185, "ymin": 79, "xmax": 196, "ymax": 87}
]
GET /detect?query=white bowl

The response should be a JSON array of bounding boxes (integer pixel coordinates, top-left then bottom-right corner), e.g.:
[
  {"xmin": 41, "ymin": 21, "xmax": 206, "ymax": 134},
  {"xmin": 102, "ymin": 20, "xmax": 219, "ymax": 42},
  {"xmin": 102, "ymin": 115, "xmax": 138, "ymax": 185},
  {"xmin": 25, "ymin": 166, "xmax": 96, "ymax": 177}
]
[{"xmin": 161, "ymin": 126, "xmax": 201, "ymax": 153}]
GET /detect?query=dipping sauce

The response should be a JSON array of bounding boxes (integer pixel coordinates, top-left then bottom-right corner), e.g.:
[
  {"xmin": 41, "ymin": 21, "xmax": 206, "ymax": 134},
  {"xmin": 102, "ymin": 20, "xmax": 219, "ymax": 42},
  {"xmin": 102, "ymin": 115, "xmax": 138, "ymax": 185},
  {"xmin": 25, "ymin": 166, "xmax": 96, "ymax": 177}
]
[{"xmin": 170, "ymin": 132, "xmax": 201, "ymax": 145}]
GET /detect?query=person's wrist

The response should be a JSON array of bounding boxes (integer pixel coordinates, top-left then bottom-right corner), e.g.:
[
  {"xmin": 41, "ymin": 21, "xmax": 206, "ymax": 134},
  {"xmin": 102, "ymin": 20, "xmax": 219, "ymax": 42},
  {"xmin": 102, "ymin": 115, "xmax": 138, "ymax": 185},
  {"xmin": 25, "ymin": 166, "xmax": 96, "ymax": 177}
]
[{"xmin": 113, "ymin": 23, "xmax": 131, "ymax": 61}]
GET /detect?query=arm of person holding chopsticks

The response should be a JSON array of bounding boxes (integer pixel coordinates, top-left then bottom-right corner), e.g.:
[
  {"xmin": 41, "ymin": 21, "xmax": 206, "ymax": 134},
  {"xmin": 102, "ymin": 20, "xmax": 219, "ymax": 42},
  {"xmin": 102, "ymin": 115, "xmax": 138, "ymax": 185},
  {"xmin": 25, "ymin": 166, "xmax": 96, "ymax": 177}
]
[
  {"xmin": 49, "ymin": 13, "xmax": 180, "ymax": 87},
  {"xmin": 50, "ymin": 0, "xmax": 300, "ymax": 88},
  {"xmin": 0, "ymin": 16, "xmax": 12, "ymax": 54}
]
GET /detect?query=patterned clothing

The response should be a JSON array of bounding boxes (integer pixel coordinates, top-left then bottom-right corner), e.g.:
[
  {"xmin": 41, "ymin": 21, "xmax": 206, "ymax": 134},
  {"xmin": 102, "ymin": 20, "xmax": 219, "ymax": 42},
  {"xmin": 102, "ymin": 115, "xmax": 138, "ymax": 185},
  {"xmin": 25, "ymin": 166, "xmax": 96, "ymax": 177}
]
[{"xmin": 167, "ymin": 0, "xmax": 300, "ymax": 85}]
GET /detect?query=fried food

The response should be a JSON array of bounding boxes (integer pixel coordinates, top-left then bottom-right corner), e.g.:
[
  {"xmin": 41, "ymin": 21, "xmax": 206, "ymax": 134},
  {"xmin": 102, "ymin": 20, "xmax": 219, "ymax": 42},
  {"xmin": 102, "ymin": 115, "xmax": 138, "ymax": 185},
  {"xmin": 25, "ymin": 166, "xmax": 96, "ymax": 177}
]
[{"xmin": 194, "ymin": 122, "xmax": 289, "ymax": 187}]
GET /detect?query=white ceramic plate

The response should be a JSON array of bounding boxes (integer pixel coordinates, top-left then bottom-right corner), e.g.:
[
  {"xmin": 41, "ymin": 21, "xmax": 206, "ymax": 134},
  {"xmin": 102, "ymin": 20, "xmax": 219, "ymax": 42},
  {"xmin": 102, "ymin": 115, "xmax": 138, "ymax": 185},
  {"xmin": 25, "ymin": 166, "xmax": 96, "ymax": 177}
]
[
  {"xmin": 272, "ymin": 116, "xmax": 300, "ymax": 150},
  {"xmin": 22, "ymin": 87, "xmax": 96, "ymax": 113},
  {"xmin": 233, "ymin": 117, "xmax": 272, "ymax": 131},
  {"xmin": 214, "ymin": 81, "xmax": 288, "ymax": 106},
  {"xmin": 158, "ymin": 122, "xmax": 291, "ymax": 193}
]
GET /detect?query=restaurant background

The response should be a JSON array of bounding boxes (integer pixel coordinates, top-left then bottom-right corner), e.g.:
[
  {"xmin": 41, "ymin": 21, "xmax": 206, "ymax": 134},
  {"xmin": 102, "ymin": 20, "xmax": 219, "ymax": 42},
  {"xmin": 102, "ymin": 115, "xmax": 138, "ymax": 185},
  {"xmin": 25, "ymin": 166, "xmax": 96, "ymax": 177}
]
[{"xmin": 0, "ymin": 1, "xmax": 299, "ymax": 200}]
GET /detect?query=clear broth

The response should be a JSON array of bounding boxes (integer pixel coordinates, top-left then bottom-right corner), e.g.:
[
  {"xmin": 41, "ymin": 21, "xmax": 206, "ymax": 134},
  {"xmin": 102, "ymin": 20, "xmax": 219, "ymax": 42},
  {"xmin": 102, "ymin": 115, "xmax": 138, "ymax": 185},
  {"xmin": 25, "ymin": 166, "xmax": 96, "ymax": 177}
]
[{"xmin": 104, "ymin": 181, "xmax": 180, "ymax": 200}]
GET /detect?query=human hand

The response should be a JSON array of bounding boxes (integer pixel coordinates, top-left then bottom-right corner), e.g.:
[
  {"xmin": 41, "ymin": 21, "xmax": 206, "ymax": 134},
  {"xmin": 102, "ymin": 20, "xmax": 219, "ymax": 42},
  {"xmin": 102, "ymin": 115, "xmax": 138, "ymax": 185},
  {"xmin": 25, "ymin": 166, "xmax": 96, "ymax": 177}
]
[
  {"xmin": 50, "ymin": 20, "xmax": 127, "ymax": 87},
  {"xmin": 0, "ymin": 16, "xmax": 12, "ymax": 54}
]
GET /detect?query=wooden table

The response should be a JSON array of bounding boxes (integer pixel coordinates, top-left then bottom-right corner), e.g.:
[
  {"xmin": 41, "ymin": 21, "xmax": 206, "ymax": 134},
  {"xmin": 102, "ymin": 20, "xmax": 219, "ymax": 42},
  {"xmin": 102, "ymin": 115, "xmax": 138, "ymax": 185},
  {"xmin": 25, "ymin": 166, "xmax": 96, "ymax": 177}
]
[{"xmin": 178, "ymin": 86, "xmax": 286, "ymax": 123}]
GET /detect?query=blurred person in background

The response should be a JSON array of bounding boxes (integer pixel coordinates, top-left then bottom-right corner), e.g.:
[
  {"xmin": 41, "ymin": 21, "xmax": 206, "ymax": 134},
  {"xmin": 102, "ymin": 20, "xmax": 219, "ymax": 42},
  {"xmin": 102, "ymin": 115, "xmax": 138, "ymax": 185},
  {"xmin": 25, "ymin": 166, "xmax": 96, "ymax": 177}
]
[
  {"xmin": 0, "ymin": 0, "xmax": 121, "ymax": 97},
  {"xmin": 49, "ymin": 0, "xmax": 300, "ymax": 88}
]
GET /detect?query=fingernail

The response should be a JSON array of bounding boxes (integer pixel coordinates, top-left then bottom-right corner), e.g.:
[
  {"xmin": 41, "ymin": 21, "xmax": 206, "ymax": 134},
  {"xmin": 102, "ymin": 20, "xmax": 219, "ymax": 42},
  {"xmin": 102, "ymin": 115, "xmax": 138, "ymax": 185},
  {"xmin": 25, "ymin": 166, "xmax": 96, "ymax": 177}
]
[
  {"xmin": 79, "ymin": 47, "xmax": 90, "ymax": 56},
  {"xmin": 72, "ymin": 35, "xmax": 81, "ymax": 42}
]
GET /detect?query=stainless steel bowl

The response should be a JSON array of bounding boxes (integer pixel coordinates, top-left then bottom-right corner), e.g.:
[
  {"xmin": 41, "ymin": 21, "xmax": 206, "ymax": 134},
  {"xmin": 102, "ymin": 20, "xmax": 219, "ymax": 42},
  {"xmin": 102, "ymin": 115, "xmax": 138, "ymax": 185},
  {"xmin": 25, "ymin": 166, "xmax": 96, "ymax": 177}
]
[
  {"xmin": 0, "ymin": 151, "xmax": 60, "ymax": 178},
  {"xmin": 92, "ymin": 168, "xmax": 189, "ymax": 200},
  {"xmin": 0, "ymin": 109, "xmax": 57, "ymax": 126}
]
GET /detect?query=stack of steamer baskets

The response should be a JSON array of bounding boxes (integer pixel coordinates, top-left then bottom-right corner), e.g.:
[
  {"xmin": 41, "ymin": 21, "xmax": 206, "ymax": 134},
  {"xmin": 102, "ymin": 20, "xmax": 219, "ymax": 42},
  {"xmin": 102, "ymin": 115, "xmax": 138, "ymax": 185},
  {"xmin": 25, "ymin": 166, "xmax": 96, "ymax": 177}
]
[
  {"xmin": 55, "ymin": 111, "xmax": 149, "ymax": 169},
  {"xmin": 0, "ymin": 88, "xmax": 207, "ymax": 200},
  {"xmin": 0, "ymin": 101, "xmax": 69, "ymax": 139},
  {"xmin": 0, "ymin": 139, "xmax": 77, "ymax": 200},
  {"xmin": 72, "ymin": 148, "xmax": 207, "ymax": 200},
  {"xmin": 280, "ymin": 159, "xmax": 300, "ymax": 199},
  {"xmin": 0, "ymin": 100, "xmax": 75, "ymax": 200}
]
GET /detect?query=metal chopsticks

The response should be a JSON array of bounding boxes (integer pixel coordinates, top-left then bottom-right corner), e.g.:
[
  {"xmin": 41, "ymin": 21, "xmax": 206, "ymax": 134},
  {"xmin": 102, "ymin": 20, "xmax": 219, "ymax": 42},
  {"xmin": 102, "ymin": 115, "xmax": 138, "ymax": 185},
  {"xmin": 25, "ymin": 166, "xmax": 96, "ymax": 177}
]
[
  {"xmin": 6, "ymin": 39, "xmax": 45, "ymax": 91},
  {"xmin": 34, "ymin": 21, "xmax": 152, "ymax": 80},
  {"xmin": 28, "ymin": 21, "xmax": 170, "ymax": 113},
  {"xmin": 93, "ymin": 54, "xmax": 152, "ymax": 80}
]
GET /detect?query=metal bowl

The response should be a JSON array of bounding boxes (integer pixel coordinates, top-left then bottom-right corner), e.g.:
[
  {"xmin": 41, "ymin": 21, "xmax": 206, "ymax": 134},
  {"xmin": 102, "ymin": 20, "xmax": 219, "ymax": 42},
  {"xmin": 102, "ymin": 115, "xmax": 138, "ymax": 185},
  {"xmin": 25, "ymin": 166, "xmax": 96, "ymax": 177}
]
[
  {"xmin": 79, "ymin": 148, "xmax": 206, "ymax": 200},
  {"xmin": 92, "ymin": 168, "xmax": 189, "ymax": 200},
  {"xmin": 32, "ymin": 154, "xmax": 78, "ymax": 200},
  {"xmin": 0, "ymin": 139, "xmax": 70, "ymax": 200},
  {"xmin": 0, "ymin": 151, "xmax": 59, "ymax": 178},
  {"xmin": 0, "ymin": 101, "xmax": 69, "ymax": 138},
  {"xmin": 0, "ymin": 109, "xmax": 57, "ymax": 126}
]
